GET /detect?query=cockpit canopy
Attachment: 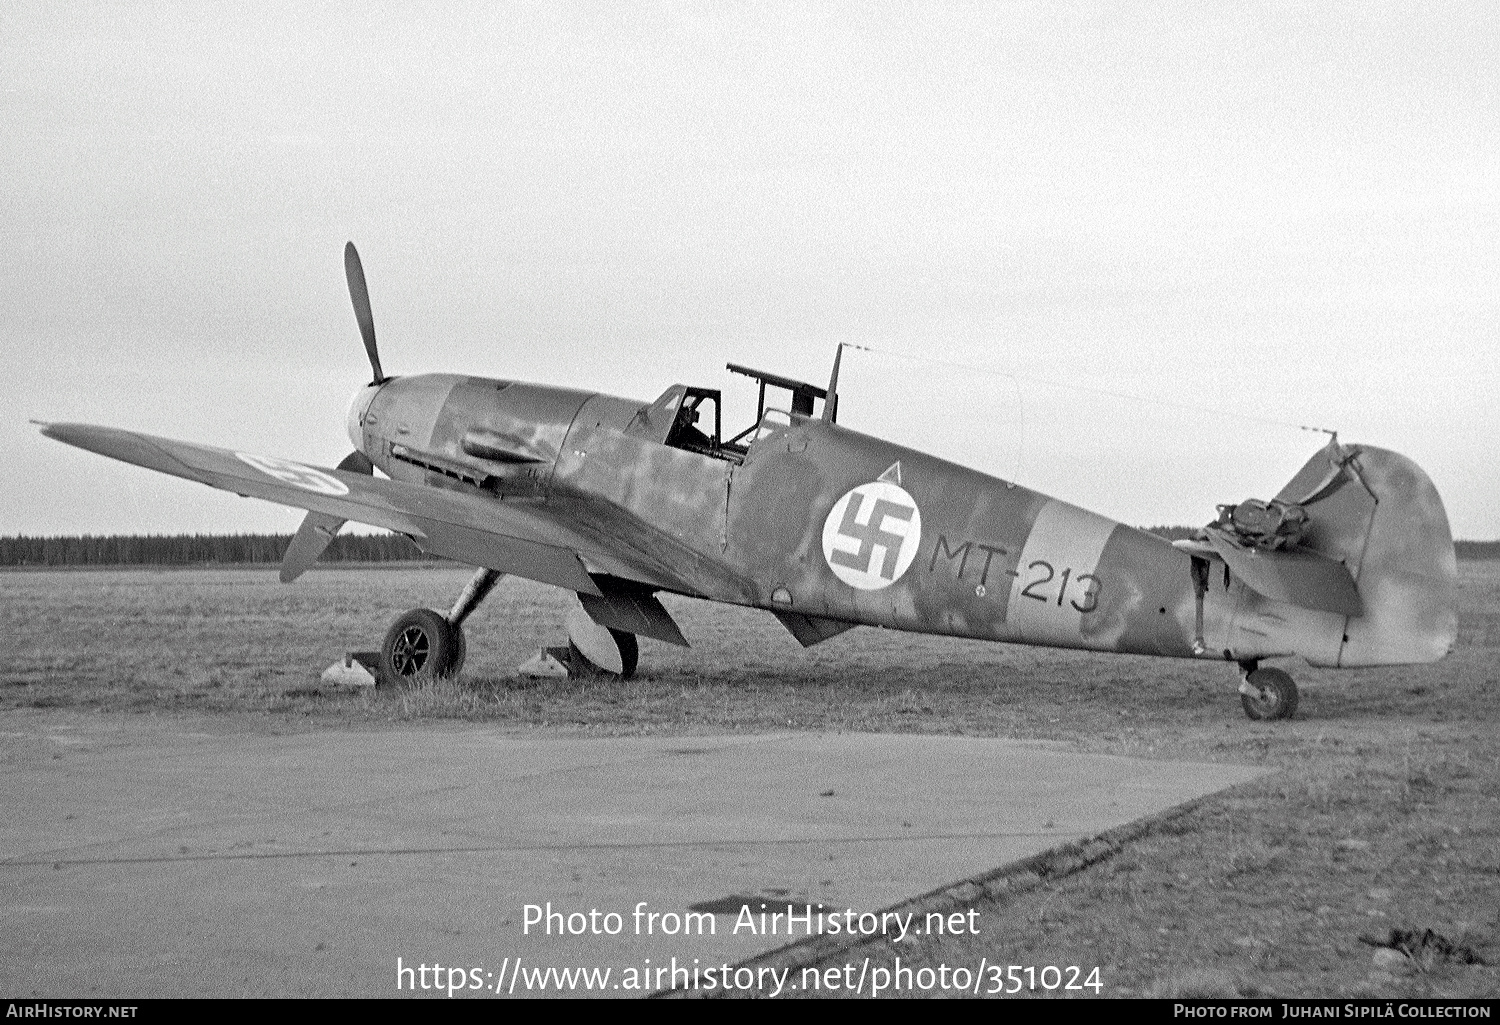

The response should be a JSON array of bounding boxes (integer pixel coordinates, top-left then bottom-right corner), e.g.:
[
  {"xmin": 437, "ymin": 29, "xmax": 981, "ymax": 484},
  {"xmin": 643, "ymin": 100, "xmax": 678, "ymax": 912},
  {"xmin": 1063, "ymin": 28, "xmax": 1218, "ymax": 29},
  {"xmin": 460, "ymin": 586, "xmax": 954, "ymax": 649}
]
[{"xmin": 626, "ymin": 364, "xmax": 832, "ymax": 464}]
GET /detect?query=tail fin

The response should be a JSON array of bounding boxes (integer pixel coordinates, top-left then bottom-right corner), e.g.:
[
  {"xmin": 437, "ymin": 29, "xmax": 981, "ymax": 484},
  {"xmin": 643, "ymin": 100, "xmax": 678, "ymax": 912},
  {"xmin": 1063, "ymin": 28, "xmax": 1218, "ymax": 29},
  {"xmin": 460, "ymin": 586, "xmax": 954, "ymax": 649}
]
[{"xmin": 1273, "ymin": 438, "xmax": 1457, "ymax": 666}]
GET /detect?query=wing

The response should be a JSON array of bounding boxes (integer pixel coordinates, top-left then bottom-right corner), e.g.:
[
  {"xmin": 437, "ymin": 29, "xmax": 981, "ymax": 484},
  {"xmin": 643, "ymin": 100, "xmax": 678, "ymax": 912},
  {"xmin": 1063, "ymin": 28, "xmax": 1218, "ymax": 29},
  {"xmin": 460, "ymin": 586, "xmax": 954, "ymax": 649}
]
[{"xmin": 38, "ymin": 422, "xmax": 681, "ymax": 596}]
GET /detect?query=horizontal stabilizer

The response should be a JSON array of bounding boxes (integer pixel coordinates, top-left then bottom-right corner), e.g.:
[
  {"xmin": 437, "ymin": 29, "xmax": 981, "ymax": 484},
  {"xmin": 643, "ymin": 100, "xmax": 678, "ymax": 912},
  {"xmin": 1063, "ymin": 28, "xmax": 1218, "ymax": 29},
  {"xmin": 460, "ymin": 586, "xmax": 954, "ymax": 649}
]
[
  {"xmin": 1204, "ymin": 529, "xmax": 1364, "ymax": 618},
  {"xmin": 773, "ymin": 610, "xmax": 858, "ymax": 648},
  {"xmin": 578, "ymin": 578, "xmax": 688, "ymax": 647}
]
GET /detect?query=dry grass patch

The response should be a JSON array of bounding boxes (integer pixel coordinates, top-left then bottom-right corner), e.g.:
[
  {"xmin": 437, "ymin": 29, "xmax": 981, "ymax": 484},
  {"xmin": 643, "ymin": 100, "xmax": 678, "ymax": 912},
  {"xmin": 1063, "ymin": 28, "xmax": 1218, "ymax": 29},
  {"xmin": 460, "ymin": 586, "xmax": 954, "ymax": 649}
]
[{"xmin": 5, "ymin": 563, "xmax": 1500, "ymax": 997}]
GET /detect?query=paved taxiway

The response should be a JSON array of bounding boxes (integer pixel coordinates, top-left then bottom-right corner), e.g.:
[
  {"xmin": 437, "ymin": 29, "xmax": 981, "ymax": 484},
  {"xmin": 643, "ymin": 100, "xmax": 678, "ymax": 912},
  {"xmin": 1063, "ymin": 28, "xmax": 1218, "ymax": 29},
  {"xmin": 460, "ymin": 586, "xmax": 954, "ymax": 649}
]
[{"xmin": 0, "ymin": 711, "xmax": 1266, "ymax": 997}]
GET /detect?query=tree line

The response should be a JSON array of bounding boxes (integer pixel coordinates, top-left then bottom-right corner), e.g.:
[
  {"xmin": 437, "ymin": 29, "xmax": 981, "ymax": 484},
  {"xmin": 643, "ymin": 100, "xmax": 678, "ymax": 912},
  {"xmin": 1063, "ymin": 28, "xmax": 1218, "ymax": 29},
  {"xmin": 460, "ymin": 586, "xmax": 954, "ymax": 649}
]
[
  {"xmin": 0, "ymin": 530, "xmax": 1494, "ymax": 568},
  {"xmin": 0, "ymin": 533, "xmax": 428, "ymax": 567}
]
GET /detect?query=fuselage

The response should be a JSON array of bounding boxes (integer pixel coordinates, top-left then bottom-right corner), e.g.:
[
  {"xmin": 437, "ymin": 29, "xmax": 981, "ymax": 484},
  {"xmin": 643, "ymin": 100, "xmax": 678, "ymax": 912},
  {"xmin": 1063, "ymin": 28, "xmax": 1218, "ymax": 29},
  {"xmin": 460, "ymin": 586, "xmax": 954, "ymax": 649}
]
[{"xmin": 347, "ymin": 372, "xmax": 1314, "ymax": 666}]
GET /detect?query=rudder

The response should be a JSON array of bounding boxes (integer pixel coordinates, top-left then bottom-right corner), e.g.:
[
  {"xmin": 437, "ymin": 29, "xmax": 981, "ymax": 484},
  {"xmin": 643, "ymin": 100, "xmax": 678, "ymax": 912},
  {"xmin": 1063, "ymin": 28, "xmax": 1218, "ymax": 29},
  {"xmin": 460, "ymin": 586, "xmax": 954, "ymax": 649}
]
[{"xmin": 1273, "ymin": 439, "xmax": 1457, "ymax": 667}]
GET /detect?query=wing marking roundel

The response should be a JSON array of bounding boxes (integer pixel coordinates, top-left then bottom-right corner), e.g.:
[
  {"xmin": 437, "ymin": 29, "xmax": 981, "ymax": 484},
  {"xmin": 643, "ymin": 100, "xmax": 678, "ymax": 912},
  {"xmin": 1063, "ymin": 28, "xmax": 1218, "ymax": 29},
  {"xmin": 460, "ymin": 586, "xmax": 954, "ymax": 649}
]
[
  {"xmin": 235, "ymin": 453, "xmax": 350, "ymax": 497},
  {"xmin": 821, "ymin": 472, "xmax": 922, "ymax": 591}
]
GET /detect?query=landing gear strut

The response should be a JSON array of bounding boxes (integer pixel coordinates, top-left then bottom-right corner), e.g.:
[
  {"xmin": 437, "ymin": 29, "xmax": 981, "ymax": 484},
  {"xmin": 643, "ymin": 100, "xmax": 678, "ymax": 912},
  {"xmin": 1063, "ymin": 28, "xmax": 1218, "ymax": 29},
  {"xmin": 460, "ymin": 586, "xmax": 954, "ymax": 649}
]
[
  {"xmin": 377, "ymin": 570, "xmax": 644, "ymax": 686},
  {"xmin": 377, "ymin": 568, "xmax": 503, "ymax": 687},
  {"xmin": 1236, "ymin": 659, "xmax": 1299, "ymax": 720}
]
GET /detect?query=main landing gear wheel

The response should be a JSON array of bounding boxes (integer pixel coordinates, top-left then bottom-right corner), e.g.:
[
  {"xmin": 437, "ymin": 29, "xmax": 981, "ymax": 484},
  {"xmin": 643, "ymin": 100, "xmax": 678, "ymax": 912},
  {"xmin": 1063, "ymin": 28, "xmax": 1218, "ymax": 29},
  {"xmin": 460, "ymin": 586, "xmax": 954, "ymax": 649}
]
[
  {"xmin": 379, "ymin": 608, "xmax": 464, "ymax": 686},
  {"xmin": 1240, "ymin": 666, "xmax": 1299, "ymax": 721},
  {"xmin": 568, "ymin": 629, "xmax": 639, "ymax": 680},
  {"xmin": 564, "ymin": 603, "xmax": 638, "ymax": 679}
]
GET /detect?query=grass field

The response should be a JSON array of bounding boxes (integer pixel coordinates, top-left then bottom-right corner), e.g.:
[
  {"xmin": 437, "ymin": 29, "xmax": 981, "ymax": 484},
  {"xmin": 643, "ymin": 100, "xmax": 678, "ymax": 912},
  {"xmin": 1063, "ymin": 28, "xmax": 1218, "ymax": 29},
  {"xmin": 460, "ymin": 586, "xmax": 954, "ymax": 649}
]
[{"xmin": 2, "ymin": 563, "xmax": 1497, "ymax": 997}]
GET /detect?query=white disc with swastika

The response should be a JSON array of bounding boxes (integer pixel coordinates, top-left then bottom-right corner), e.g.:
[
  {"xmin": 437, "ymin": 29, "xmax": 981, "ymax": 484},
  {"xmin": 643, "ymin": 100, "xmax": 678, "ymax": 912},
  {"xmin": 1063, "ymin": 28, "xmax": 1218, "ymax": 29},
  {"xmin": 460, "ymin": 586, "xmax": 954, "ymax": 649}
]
[
  {"xmin": 821, "ymin": 480, "xmax": 922, "ymax": 590},
  {"xmin": 235, "ymin": 452, "xmax": 349, "ymax": 496}
]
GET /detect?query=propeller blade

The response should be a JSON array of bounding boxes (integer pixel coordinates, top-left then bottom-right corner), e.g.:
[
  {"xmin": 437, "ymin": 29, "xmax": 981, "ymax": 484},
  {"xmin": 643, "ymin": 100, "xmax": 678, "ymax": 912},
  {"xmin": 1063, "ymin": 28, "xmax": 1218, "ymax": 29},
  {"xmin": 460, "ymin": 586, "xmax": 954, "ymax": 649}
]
[
  {"xmin": 278, "ymin": 451, "xmax": 374, "ymax": 583},
  {"xmin": 344, "ymin": 242, "xmax": 385, "ymax": 384},
  {"xmin": 336, "ymin": 449, "xmax": 375, "ymax": 476},
  {"xmin": 281, "ymin": 511, "xmax": 345, "ymax": 584}
]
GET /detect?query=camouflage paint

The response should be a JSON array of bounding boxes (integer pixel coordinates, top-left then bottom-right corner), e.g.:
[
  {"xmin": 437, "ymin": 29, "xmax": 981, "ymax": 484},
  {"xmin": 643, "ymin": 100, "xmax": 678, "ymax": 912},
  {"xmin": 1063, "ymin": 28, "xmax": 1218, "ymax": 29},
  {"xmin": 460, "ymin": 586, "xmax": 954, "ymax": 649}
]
[
  {"xmin": 339, "ymin": 373, "xmax": 1454, "ymax": 668},
  {"xmin": 721, "ymin": 413, "xmax": 1223, "ymax": 658},
  {"xmin": 53, "ymin": 370, "xmax": 1458, "ymax": 671}
]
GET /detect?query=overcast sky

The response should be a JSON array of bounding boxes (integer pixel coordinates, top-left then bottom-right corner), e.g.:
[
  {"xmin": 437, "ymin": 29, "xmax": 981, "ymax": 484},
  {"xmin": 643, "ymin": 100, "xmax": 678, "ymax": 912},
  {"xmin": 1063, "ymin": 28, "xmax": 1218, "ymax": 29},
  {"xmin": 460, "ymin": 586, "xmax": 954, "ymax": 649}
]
[{"xmin": 3, "ymin": 3, "xmax": 1496, "ymax": 539}]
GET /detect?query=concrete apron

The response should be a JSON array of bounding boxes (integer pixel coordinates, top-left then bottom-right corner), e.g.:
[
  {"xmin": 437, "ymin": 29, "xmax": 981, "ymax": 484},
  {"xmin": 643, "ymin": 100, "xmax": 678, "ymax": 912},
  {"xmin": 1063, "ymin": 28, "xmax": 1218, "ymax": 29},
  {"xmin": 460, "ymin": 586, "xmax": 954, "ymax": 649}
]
[{"xmin": 0, "ymin": 713, "xmax": 1267, "ymax": 998}]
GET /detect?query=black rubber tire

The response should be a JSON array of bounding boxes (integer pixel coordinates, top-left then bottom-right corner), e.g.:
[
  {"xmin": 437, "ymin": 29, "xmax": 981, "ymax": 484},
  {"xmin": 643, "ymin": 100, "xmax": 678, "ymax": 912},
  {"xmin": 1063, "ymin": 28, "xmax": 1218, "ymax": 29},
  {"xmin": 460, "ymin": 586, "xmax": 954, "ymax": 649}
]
[
  {"xmin": 567, "ymin": 629, "xmax": 639, "ymax": 680},
  {"xmin": 611, "ymin": 629, "xmax": 638, "ymax": 679},
  {"xmin": 1241, "ymin": 666, "xmax": 1299, "ymax": 720},
  {"xmin": 379, "ymin": 608, "xmax": 463, "ymax": 687}
]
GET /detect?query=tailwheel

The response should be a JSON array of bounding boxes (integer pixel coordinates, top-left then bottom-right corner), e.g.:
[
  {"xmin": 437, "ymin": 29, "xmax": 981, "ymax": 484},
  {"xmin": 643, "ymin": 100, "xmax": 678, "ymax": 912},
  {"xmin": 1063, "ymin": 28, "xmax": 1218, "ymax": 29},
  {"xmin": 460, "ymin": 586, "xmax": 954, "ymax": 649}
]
[
  {"xmin": 1239, "ymin": 666, "xmax": 1299, "ymax": 721},
  {"xmin": 379, "ymin": 608, "xmax": 464, "ymax": 686}
]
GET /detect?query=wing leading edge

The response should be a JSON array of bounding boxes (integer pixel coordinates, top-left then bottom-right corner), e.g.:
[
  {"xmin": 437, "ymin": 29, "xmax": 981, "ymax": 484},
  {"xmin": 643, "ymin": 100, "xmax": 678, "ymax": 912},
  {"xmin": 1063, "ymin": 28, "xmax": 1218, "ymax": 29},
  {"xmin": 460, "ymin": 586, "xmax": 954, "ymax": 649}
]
[{"xmin": 39, "ymin": 422, "xmax": 618, "ymax": 595}]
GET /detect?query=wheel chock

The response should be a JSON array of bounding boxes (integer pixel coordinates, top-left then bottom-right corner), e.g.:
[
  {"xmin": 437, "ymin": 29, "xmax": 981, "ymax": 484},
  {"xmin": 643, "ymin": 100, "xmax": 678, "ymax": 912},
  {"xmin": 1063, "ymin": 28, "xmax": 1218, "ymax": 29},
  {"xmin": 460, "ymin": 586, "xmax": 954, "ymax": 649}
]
[
  {"xmin": 518, "ymin": 649, "xmax": 570, "ymax": 679},
  {"xmin": 320, "ymin": 652, "xmax": 379, "ymax": 687}
]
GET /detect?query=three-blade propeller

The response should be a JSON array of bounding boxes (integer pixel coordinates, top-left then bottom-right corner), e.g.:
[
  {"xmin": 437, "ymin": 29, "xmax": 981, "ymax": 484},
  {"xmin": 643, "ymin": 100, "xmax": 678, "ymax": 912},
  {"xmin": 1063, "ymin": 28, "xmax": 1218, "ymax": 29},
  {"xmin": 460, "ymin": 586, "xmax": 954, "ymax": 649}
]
[
  {"xmin": 345, "ymin": 241, "xmax": 385, "ymax": 385},
  {"xmin": 280, "ymin": 245, "xmax": 386, "ymax": 583}
]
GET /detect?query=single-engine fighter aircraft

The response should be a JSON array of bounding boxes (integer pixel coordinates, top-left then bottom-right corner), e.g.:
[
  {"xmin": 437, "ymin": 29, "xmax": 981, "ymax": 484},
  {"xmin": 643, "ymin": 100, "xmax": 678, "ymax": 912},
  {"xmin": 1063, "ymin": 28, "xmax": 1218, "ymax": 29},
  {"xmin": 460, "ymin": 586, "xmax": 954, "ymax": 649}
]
[{"xmin": 39, "ymin": 244, "xmax": 1458, "ymax": 719}]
